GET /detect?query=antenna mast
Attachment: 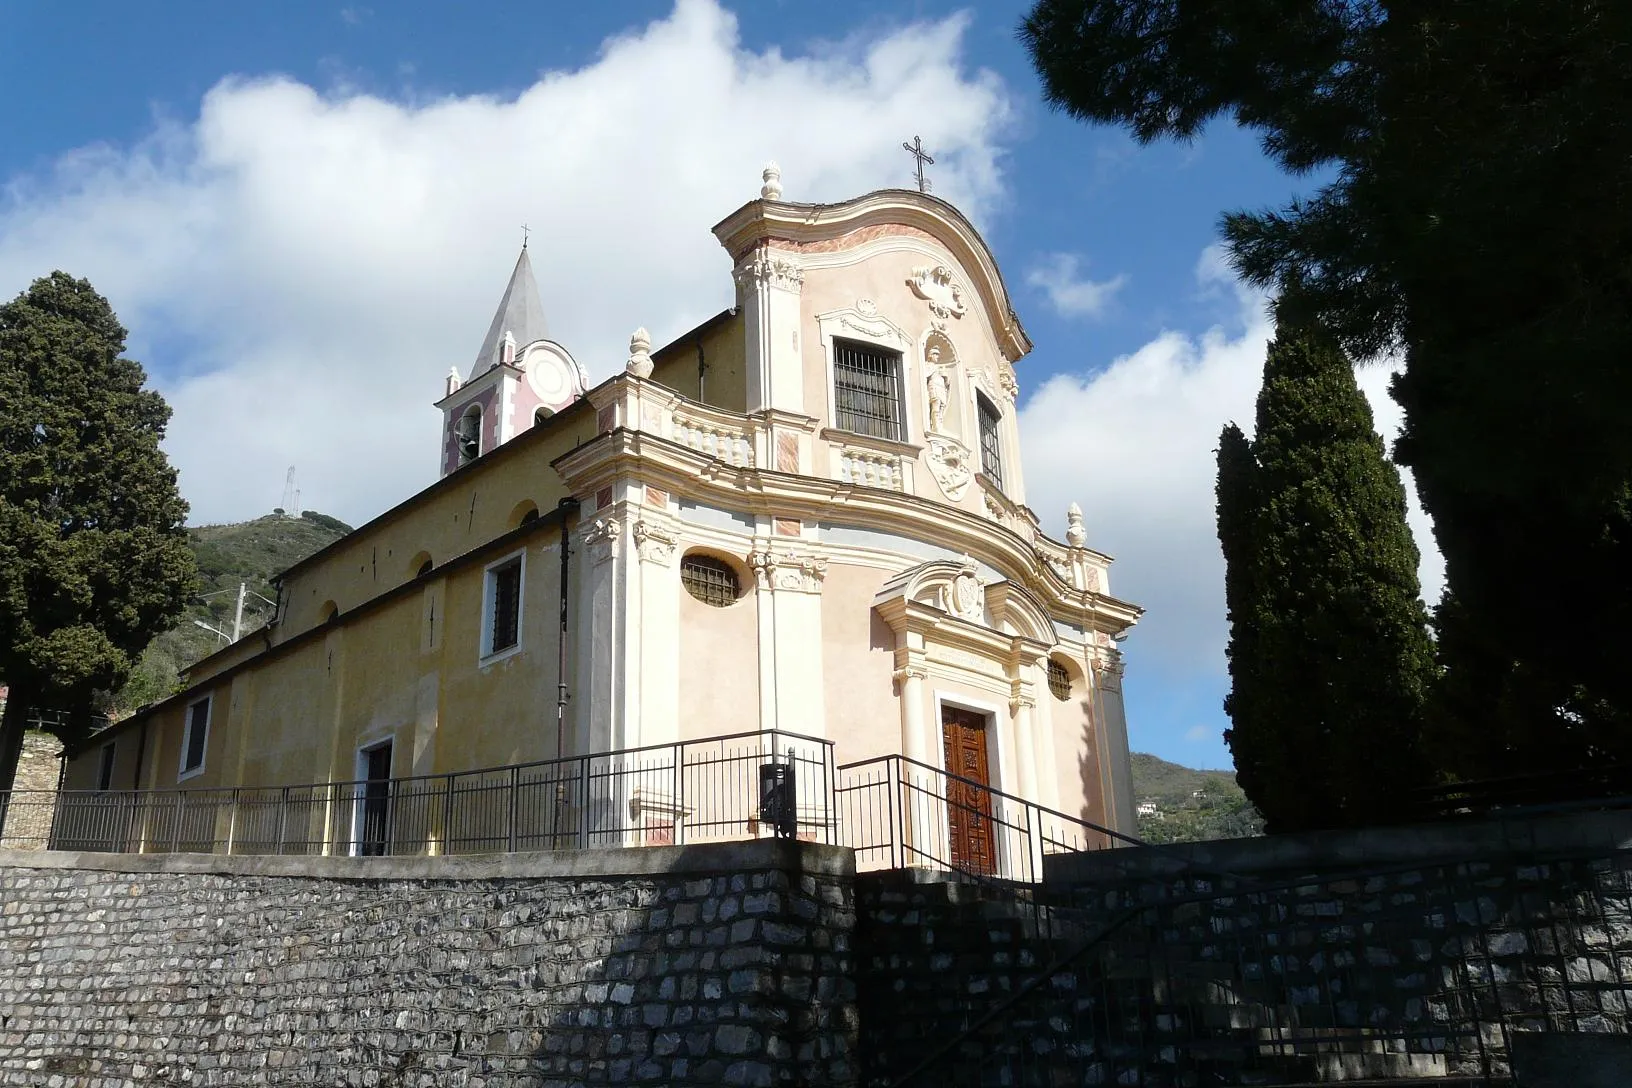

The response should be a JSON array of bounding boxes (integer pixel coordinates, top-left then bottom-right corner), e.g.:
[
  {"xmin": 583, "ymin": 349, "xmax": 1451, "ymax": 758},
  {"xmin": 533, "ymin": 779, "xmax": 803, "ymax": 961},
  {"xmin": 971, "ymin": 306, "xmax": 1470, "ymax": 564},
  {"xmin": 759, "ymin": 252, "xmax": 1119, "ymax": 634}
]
[{"xmin": 280, "ymin": 466, "xmax": 300, "ymax": 517}]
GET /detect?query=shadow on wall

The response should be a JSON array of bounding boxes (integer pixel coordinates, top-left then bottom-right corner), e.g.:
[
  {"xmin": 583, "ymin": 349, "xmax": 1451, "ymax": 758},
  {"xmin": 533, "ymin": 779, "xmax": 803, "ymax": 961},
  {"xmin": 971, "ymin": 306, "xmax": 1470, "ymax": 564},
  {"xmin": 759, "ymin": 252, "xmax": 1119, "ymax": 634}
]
[{"xmin": 0, "ymin": 841, "xmax": 858, "ymax": 1085}]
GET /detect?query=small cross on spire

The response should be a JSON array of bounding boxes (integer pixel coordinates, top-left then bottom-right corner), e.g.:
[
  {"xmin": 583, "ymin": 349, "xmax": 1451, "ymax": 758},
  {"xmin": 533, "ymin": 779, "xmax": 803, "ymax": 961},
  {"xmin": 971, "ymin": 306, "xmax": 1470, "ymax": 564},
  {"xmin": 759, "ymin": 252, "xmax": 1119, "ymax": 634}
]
[
  {"xmin": 521, "ymin": 223, "xmax": 530, "ymax": 250},
  {"xmin": 902, "ymin": 135, "xmax": 935, "ymax": 194}
]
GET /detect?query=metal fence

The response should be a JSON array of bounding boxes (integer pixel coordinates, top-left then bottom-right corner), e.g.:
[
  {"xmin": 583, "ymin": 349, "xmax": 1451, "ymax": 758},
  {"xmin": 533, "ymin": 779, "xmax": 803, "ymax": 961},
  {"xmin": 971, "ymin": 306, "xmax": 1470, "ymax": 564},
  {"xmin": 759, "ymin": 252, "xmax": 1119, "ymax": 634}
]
[
  {"xmin": 836, "ymin": 752, "xmax": 1132, "ymax": 883},
  {"xmin": 884, "ymin": 853, "xmax": 1632, "ymax": 1087},
  {"xmin": 0, "ymin": 729, "xmax": 834, "ymax": 857}
]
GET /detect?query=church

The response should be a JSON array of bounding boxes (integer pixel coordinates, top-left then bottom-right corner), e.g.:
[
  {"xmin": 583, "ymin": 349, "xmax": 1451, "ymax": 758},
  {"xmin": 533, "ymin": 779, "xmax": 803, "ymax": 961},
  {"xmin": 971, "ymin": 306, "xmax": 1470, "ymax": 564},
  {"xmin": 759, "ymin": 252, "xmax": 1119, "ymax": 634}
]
[{"xmin": 59, "ymin": 166, "xmax": 1142, "ymax": 867}]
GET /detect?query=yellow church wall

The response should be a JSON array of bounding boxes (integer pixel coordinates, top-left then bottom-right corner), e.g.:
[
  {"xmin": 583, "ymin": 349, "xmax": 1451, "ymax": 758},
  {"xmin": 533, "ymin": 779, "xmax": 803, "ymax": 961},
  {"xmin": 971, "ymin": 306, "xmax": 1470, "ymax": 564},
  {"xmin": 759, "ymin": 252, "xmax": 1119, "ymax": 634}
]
[
  {"xmin": 675, "ymin": 572, "xmax": 760, "ymax": 744},
  {"xmin": 819, "ymin": 563, "xmax": 899, "ymax": 765},
  {"xmin": 270, "ymin": 401, "xmax": 597, "ymax": 645},
  {"xmin": 648, "ymin": 311, "xmax": 748, "ymax": 413}
]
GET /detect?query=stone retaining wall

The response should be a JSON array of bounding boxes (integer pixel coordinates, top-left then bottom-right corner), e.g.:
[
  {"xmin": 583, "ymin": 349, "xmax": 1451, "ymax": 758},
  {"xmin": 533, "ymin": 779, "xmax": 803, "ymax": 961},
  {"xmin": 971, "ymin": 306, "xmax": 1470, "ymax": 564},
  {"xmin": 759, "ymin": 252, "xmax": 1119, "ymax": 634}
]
[
  {"xmin": 0, "ymin": 840, "xmax": 857, "ymax": 1087},
  {"xmin": 857, "ymin": 809, "xmax": 1632, "ymax": 1086}
]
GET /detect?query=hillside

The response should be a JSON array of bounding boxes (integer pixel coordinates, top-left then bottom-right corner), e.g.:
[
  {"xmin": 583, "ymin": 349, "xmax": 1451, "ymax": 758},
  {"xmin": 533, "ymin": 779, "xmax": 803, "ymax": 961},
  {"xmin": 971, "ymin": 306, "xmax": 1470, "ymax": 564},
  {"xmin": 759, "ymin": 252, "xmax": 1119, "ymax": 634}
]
[
  {"xmin": 115, "ymin": 511, "xmax": 352, "ymax": 712},
  {"xmin": 1128, "ymin": 752, "xmax": 1264, "ymax": 844}
]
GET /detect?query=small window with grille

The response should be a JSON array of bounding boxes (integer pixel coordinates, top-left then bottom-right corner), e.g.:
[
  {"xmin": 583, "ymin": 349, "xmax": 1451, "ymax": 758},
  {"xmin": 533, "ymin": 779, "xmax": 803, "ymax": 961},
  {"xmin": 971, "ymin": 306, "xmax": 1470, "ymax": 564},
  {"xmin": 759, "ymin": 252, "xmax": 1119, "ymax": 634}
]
[
  {"xmin": 832, "ymin": 339, "xmax": 905, "ymax": 442},
  {"xmin": 482, "ymin": 553, "xmax": 524, "ymax": 658},
  {"xmin": 977, "ymin": 393, "xmax": 1003, "ymax": 489},
  {"xmin": 1047, "ymin": 659, "xmax": 1072, "ymax": 701},
  {"xmin": 681, "ymin": 553, "xmax": 741, "ymax": 607}
]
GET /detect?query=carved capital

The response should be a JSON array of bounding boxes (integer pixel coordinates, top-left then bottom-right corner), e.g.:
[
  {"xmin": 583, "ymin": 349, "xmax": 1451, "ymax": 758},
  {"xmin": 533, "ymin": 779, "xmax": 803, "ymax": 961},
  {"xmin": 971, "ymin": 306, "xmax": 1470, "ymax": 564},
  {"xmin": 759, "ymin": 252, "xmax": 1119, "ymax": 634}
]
[
  {"xmin": 1009, "ymin": 694, "xmax": 1038, "ymax": 714},
  {"xmin": 733, "ymin": 251, "xmax": 804, "ymax": 293},
  {"xmin": 748, "ymin": 549, "xmax": 827, "ymax": 593},
  {"xmin": 892, "ymin": 665, "xmax": 930, "ymax": 688},
  {"xmin": 632, "ymin": 520, "xmax": 677, "ymax": 566},
  {"xmin": 584, "ymin": 518, "xmax": 623, "ymax": 564}
]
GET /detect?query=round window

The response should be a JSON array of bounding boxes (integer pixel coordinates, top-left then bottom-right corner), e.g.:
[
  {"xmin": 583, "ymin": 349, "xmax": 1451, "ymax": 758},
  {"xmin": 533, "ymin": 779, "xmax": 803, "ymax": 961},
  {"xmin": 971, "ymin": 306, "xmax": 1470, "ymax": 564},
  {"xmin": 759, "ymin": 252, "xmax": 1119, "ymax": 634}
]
[{"xmin": 680, "ymin": 554, "xmax": 741, "ymax": 607}]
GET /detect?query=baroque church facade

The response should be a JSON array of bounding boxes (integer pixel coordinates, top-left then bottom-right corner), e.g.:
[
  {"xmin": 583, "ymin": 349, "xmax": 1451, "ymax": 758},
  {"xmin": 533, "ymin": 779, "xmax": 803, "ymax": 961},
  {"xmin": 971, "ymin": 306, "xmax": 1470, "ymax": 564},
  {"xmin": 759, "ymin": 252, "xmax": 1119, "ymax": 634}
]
[{"xmin": 63, "ymin": 167, "xmax": 1142, "ymax": 858}]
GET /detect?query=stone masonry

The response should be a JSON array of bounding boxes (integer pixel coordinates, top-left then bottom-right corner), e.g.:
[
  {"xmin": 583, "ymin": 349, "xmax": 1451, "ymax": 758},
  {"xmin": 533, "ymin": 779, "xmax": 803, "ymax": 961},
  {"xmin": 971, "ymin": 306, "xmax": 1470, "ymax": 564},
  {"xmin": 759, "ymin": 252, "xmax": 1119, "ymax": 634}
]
[
  {"xmin": 0, "ymin": 731, "xmax": 63, "ymax": 851},
  {"xmin": 0, "ymin": 840, "xmax": 857, "ymax": 1087}
]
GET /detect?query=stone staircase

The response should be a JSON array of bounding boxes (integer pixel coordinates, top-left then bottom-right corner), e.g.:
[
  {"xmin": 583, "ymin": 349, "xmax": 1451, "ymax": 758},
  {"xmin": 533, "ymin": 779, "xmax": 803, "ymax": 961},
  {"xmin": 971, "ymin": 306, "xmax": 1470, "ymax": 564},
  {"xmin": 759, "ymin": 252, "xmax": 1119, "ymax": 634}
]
[{"xmin": 856, "ymin": 873, "xmax": 1501, "ymax": 1087}]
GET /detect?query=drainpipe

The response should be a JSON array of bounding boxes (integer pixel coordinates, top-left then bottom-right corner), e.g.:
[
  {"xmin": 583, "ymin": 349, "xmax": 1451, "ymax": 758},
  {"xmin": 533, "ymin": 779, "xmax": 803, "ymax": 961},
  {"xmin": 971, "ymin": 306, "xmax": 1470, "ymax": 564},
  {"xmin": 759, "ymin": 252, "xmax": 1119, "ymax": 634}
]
[
  {"xmin": 696, "ymin": 337, "xmax": 708, "ymax": 405},
  {"xmin": 554, "ymin": 496, "xmax": 581, "ymax": 760}
]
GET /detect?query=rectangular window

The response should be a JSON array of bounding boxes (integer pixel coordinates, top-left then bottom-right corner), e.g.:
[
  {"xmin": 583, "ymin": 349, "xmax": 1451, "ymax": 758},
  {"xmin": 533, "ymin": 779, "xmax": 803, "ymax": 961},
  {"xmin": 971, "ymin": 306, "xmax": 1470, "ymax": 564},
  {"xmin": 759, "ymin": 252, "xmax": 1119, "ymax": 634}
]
[
  {"xmin": 180, "ymin": 696, "xmax": 210, "ymax": 779},
  {"xmin": 484, "ymin": 553, "xmax": 524, "ymax": 658},
  {"xmin": 977, "ymin": 393, "xmax": 1004, "ymax": 490},
  {"xmin": 833, "ymin": 339, "xmax": 905, "ymax": 442},
  {"xmin": 96, "ymin": 742, "xmax": 116, "ymax": 791}
]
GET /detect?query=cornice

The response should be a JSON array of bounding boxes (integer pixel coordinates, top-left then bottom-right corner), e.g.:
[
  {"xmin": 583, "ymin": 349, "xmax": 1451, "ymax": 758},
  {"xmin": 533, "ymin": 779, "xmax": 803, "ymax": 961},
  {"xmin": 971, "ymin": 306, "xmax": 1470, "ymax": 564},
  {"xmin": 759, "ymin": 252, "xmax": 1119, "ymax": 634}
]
[
  {"xmin": 711, "ymin": 189, "xmax": 1033, "ymax": 363},
  {"xmin": 552, "ymin": 428, "xmax": 1141, "ymax": 635}
]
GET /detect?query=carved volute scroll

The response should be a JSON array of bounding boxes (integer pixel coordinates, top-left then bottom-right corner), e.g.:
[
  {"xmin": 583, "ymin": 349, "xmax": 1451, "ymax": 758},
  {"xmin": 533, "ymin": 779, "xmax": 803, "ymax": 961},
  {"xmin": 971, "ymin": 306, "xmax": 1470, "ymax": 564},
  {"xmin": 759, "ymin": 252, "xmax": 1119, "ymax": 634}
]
[{"xmin": 908, "ymin": 265, "xmax": 967, "ymax": 320}]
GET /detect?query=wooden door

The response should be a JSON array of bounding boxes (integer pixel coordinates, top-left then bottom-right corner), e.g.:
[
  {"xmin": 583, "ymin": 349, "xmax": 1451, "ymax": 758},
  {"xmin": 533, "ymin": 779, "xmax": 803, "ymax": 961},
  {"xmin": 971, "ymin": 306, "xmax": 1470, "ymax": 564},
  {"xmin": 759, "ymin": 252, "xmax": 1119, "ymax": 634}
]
[{"xmin": 941, "ymin": 706, "xmax": 996, "ymax": 875}]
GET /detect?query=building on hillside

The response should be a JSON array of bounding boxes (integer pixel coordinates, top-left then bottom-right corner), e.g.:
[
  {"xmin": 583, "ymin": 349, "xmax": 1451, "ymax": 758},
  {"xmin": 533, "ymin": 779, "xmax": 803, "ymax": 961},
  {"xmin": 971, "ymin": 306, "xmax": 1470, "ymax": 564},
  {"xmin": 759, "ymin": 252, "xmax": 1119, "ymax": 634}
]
[{"xmin": 58, "ymin": 167, "xmax": 1143, "ymax": 868}]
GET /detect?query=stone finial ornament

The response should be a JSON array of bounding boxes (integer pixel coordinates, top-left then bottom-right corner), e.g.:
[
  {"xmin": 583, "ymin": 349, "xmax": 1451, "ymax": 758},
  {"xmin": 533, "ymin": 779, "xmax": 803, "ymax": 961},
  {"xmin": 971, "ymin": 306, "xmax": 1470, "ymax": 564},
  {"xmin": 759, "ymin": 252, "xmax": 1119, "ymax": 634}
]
[
  {"xmin": 1065, "ymin": 502, "xmax": 1086, "ymax": 547},
  {"xmin": 761, "ymin": 161, "xmax": 783, "ymax": 200},
  {"xmin": 445, "ymin": 367, "xmax": 463, "ymax": 396},
  {"xmin": 626, "ymin": 327, "xmax": 654, "ymax": 378}
]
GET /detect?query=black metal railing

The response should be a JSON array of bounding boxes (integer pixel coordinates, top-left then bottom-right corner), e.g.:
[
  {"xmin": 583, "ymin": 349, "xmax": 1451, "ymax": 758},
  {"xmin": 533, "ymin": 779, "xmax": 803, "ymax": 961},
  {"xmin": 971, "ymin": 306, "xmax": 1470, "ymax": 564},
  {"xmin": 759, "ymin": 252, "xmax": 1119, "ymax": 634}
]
[
  {"xmin": 836, "ymin": 752, "xmax": 1141, "ymax": 882},
  {"xmin": 0, "ymin": 729, "xmax": 834, "ymax": 856},
  {"xmin": 882, "ymin": 852, "xmax": 1632, "ymax": 1087},
  {"xmin": 1407, "ymin": 764, "xmax": 1632, "ymax": 822}
]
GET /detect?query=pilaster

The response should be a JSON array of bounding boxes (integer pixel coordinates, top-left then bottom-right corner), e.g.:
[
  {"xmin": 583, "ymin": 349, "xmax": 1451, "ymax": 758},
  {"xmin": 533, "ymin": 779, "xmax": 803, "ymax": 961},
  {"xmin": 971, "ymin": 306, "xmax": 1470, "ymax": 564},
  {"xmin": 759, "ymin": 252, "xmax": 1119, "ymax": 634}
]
[
  {"xmin": 747, "ymin": 543, "xmax": 828, "ymax": 739},
  {"xmin": 735, "ymin": 246, "xmax": 805, "ymax": 415}
]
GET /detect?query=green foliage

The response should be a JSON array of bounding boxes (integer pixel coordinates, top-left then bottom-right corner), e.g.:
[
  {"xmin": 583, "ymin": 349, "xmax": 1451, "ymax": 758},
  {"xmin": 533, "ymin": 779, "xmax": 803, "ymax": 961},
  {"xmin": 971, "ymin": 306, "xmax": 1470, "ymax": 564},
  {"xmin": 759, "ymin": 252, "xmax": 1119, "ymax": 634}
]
[
  {"xmin": 299, "ymin": 510, "xmax": 352, "ymax": 535},
  {"xmin": 1216, "ymin": 325, "xmax": 1437, "ymax": 831},
  {"xmin": 1129, "ymin": 752, "xmax": 1263, "ymax": 844},
  {"xmin": 1022, "ymin": 0, "xmax": 1632, "ymax": 775},
  {"xmin": 0, "ymin": 272, "xmax": 196, "ymax": 789},
  {"xmin": 110, "ymin": 513, "xmax": 351, "ymax": 714}
]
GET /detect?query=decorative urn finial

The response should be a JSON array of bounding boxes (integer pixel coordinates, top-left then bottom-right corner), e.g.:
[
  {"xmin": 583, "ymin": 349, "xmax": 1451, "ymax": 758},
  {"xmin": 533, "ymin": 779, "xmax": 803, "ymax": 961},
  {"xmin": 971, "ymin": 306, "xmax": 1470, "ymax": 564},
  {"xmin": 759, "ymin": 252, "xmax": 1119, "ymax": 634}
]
[
  {"xmin": 761, "ymin": 161, "xmax": 783, "ymax": 200},
  {"xmin": 1065, "ymin": 502, "xmax": 1086, "ymax": 547},
  {"xmin": 626, "ymin": 327, "xmax": 654, "ymax": 378}
]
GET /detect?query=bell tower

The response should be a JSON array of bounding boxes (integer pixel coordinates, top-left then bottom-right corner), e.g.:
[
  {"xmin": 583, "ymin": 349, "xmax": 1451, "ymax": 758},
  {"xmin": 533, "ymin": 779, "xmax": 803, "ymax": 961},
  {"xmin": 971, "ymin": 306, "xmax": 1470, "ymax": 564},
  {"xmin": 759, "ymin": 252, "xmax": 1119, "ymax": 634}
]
[{"xmin": 435, "ymin": 243, "xmax": 588, "ymax": 477}]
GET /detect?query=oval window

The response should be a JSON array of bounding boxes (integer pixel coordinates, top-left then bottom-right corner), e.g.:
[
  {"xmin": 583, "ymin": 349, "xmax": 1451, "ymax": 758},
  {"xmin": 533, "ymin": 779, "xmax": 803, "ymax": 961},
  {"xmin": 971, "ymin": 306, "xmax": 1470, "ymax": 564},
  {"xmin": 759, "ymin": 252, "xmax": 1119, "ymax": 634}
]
[
  {"xmin": 680, "ymin": 554, "xmax": 741, "ymax": 607},
  {"xmin": 1047, "ymin": 659, "xmax": 1072, "ymax": 701}
]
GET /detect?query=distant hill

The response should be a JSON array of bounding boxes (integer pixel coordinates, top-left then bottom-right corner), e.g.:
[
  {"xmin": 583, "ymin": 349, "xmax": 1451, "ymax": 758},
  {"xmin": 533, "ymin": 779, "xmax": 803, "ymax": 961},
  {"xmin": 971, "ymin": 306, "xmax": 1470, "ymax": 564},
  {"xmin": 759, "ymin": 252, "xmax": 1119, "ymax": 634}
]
[
  {"xmin": 1128, "ymin": 752, "xmax": 1264, "ymax": 843},
  {"xmin": 115, "ymin": 511, "xmax": 352, "ymax": 712}
]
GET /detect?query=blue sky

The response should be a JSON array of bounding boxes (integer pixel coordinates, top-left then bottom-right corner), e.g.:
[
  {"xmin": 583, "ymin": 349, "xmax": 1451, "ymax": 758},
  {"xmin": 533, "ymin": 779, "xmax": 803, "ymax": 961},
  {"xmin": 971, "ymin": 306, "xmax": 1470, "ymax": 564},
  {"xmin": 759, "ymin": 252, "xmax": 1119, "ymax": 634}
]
[{"xmin": 0, "ymin": 1, "xmax": 1438, "ymax": 770}]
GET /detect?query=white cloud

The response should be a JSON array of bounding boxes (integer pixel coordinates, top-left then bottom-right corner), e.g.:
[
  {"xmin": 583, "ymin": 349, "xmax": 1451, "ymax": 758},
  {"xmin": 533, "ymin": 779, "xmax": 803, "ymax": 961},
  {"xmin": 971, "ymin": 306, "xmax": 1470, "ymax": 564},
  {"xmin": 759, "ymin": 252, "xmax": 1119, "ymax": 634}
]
[
  {"xmin": 0, "ymin": 0, "xmax": 1012, "ymax": 526},
  {"xmin": 1025, "ymin": 252, "xmax": 1126, "ymax": 319},
  {"xmin": 1019, "ymin": 248, "xmax": 1444, "ymax": 710},
  {"xmin": 1184, "ymin": 724, "xmax": 1213, "ymax": 743}
]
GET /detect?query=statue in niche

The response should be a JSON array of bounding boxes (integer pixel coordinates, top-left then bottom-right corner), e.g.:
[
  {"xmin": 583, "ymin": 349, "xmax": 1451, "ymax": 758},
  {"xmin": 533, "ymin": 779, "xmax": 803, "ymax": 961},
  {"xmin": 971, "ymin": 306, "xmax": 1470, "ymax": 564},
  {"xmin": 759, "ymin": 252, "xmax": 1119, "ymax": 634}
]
[
  {"xmin": 927, "ymin": 367, "xmax": 949, "ymax": 433},
  {"xmin": 925, "ymin": 341, "xmax": 952, "ymax": 434}
]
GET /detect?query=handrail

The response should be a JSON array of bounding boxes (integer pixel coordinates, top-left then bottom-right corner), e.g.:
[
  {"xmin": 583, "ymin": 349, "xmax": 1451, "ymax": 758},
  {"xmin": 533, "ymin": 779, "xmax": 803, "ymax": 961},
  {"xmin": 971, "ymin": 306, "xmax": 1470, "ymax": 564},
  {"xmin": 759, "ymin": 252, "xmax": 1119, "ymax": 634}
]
[
  {"xmin": 885, "ymin": 851, "xmax": 1564, "ymax": 1087},
  {"xmin": 837, "ymin": 750, "xmax": 1144, "ymax": 849}
]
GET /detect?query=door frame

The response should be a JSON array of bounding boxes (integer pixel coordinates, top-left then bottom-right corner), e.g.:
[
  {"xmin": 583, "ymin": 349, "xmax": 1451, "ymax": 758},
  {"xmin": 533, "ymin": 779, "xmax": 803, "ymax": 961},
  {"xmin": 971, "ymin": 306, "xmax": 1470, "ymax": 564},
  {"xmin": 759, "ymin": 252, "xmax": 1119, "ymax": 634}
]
[
  {"xmin": 351, "ymin": 737, "xmax": 395, "ymax": 857},
  {"xmin": 932, "ymin": 691, "xmax": 1008, "ymax": 876}
]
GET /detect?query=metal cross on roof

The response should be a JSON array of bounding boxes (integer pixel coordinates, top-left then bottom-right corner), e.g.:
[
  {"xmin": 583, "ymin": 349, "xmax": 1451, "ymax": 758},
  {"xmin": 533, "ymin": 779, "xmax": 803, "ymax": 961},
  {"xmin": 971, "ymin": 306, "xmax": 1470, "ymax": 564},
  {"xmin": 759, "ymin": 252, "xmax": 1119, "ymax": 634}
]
[
  {"xmin": 902, "ymin": 135, "xmax": 935, "ymax": 194},
  {"xmin": 521, "ymin": 223, "xmax": 530, "ymax": 250}
]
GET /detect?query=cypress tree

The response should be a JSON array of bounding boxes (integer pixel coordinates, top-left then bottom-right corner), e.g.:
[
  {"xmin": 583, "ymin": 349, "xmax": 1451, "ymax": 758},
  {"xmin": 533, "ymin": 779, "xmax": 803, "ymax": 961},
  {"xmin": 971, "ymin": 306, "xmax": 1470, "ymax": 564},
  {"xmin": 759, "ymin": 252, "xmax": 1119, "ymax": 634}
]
[
  {"xmin": 0, "ymin": 273, "xmax": 196, "ymax": 824},
  {"xmin": 1024, "ymin": 0, "xmax": 1632, "ymax": 773},
  {"xmin": 1217, "ymin": 323, "xmax": 1436, "ymax": 831}
]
